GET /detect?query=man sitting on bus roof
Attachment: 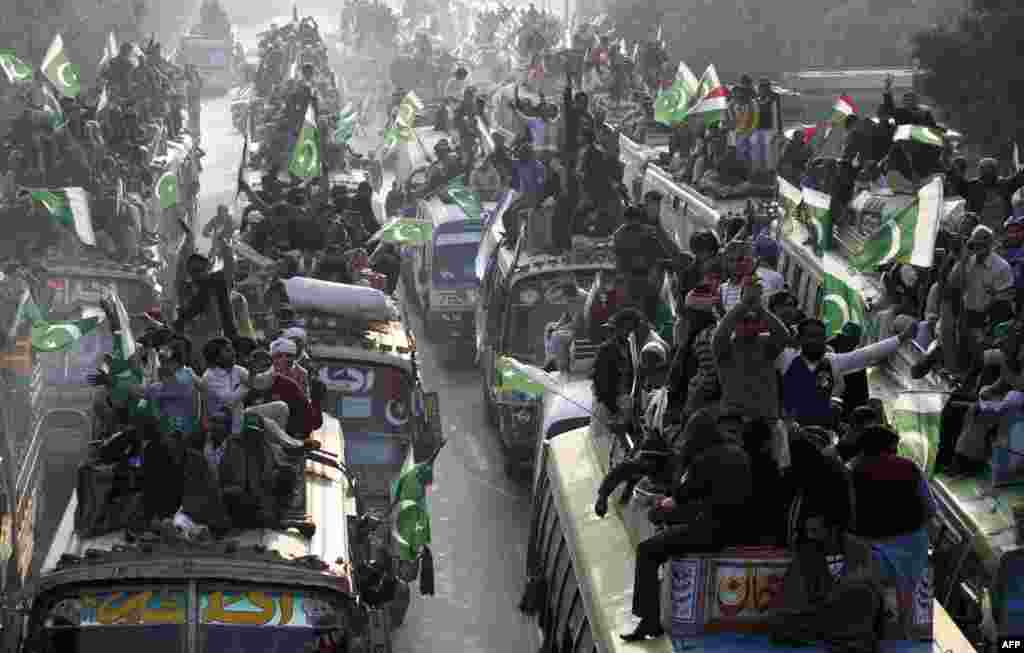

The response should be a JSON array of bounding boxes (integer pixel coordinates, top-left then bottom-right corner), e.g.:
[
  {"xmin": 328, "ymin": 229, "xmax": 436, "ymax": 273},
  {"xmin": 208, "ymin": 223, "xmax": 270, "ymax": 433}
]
[{"xmin": 619, "ymin": 410, "xmax": 753, "ymax": 641}]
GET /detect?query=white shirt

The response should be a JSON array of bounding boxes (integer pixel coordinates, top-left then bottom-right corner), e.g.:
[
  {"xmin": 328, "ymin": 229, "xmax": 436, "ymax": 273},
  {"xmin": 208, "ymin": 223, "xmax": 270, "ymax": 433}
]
[
  {"xmin": 202, "ymin": 365, "xmax": 249, "ymax": 434},
  {"xmin": 952, "ymin": 253, "xmax": 1014, "ymax": 313},
  {"xmin": 719, "ymin": 268, "xmax": 787, "ymax": 313}
]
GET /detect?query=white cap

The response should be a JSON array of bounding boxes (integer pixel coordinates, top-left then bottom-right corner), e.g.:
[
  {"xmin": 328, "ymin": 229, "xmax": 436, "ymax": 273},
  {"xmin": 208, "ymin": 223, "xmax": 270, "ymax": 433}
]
[{"xmin": 270, "ymin": 338, "xmax": 297, "ymax": 355}]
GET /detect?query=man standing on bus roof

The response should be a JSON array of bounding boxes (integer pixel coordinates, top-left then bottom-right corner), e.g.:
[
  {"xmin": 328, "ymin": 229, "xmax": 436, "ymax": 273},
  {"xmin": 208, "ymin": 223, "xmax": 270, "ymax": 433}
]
[{"xmin": 618, "ymin": 410, "xmax": 754, "ymax": 641}]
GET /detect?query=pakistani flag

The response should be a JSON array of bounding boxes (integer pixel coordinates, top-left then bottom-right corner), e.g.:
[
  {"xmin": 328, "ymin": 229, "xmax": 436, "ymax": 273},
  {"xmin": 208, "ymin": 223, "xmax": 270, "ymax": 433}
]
[
  {"xmin": 885, "ymin": 392, "xmax": 946, "ymax": 477},
  {"xmin": 30, "ymin": 189, "xmax": 96, "ymax": 245},
  {"xmin": 156, "ymin": 171, "xmax": 179, "ymax": 209},
  {"xmin": 289, "ymin": 104, "xmax": 320, "ymax": 179},
  {"xmin": 391, "ymin": 442, "xmax": 445, "ymax": 562},
  {"xmin": 31, "ymin": 317, "xmax": 100, "ymax": 352},
  {"xmin": 801, "ymin": 186, "xmax": 833, "ymax": 253},
  {"xmin": 332, "ymin": 103, "xmax": 358, "ymax": 145},
  {"xmin": 371, "ymin": 218, "xmax": 432, "ymax": 244},
  {"xmin": 851, "ymin": 176, "xmax": 943, "ymax": 271},
  {"xmin": 446, "ymin": 176, "xmax": 482, "ymax": 220},
  {"xmin": 654, "ymin": 60, "xmax": 699, "ymax": 126},
  {"xmin": 395, "ymin": 91, "xmax": 423, "ymax": 130},
  {"xmin": 820, "ymin": 257, "xmax": 867, "ymax": 338},
  {"xmin": 495, "ymin": 356, "xmax": 549, "ymax": 399},
  {"xmin": 893, "ymin": 124, "xmax": 944, "ymax": 148},
  {"xmin": 0, "ymin": 50, "xmax": 33, "ymax": 83},
  {"xmin": 41, "ymin": 34, "xmax": 81, "ymax": 98},
  {"xmin": 15, "ymin": 294, "xmax": 46, "ymax": 327}
]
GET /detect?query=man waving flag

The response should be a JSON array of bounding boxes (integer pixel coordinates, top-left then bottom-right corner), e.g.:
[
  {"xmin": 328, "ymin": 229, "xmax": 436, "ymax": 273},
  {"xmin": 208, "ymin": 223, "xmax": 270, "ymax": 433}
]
[
  {"xmin": 289, "ymin": 104, "xmax": 320, "ymax": 178},
  {"xmin": 31, "ymin": 316, "xmax": 100, "ymax": 353},
  {"xmin": 850, "ymin": 176, "xmax": 943, "ymax": 271},
  {"xmin": 0, "ymin": 50, "xmax": 33, "ymax": 84},
  {"xmin": 41, "ymin": 34, "xmax": 80, "ymax": 98}
]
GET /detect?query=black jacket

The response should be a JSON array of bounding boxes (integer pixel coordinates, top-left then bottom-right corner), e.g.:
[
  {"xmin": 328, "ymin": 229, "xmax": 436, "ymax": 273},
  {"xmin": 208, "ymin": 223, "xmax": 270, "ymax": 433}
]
[{"xmin": 592, "ymin": 338, "xmax": 627, "ymax": 413}]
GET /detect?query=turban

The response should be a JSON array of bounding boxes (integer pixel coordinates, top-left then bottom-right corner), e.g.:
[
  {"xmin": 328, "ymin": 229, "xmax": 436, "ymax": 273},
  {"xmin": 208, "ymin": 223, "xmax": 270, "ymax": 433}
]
[{"xmin": 270, "ymin": 338, "xmax": 297, "ymax": 356}]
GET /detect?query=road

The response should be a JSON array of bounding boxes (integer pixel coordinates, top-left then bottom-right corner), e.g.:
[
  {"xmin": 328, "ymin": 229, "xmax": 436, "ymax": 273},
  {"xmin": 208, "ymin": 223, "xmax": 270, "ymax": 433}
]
[{"xmin": 197, "ymin": 94, "xmax": 541, "ymax": 652}]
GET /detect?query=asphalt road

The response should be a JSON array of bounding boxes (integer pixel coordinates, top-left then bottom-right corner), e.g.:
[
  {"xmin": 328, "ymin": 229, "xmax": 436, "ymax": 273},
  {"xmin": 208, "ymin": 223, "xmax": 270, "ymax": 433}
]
[{"xmin": 29, "ymin": 68, "xmax": 537, "ymax": 649}]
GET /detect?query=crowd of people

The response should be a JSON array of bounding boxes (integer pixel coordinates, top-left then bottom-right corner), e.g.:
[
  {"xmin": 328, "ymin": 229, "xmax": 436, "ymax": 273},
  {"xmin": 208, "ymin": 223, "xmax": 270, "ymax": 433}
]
[
  {"xmin": 81, "ymin": 293, "xmax": 329, "ymax": 538},
  {"xmin": 0, "ymin": 39, "xmax": 202, "ymax": 263}
]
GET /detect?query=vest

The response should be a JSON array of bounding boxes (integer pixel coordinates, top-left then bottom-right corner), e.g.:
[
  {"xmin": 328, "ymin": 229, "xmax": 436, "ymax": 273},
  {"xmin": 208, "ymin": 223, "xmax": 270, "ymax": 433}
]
[{"xmin": 782, "ymin": 357, "xmax": 835, "ymax": 423}]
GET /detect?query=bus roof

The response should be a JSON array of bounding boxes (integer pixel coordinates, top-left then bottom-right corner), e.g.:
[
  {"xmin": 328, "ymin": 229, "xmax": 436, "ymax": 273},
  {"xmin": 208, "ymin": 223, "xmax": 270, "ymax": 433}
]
[
  {"xmin": 38, "ymin": 414, "xmax": 355, "ymax": 595},
  {"xmin": 542, "ymin": 425, "xmax": 945, "ymax": 652}
]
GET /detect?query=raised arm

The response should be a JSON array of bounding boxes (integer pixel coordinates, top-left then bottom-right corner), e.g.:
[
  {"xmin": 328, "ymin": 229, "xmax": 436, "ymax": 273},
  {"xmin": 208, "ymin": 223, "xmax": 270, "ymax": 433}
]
[{"xmin": 712, "ymin": 298, "xmax": 747, "ymax": 361}]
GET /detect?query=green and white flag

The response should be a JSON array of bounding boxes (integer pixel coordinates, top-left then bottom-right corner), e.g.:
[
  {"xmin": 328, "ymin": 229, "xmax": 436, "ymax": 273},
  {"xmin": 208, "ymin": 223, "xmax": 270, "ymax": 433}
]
[
  {"xmin": 893, "ymin": 124, "xmax": 944, "ymax": 148},
  {"xmin": 29, "ymin": 188, "xmax": 96, "ymax": 246},
  {"xmin": 31, "ymin": 316, "xmax": 100, "ymax": 352},
  {"xmin": 446, "ymin": 175, "xmax": 482, "ymax": 220},
  {"xmin": 332, "ymin": 103, "xmax": 359, "ymax": 145},
  {"xmin": 851, "ymin": 176, "xmax": 943, "ymax": 271},
  {"xmin": 495, "ymin": 356, "xmax": 551, "ymax": 398},
  {"xmin": 390, "ymin": 442, "xmax": 445, "ymax": 561},
  {"xmin": 654, "ymin": 61, "xmax": 699, "ymax": 126},
  {"xmin": 15, "ymin": 294, "xmax": 46, "ymax": 327},
  {"xmin": 41, "ymin": 34, "xmax": 80, "ymax": 98},
  {"xmin": 885, "ymin": 392, "xmax": 946, "ymax": 477},
  {"xmin": 820, "ymin": 257, "xmax": 867, "ymax": 338},
  {"xmin": 156, "ymin": 171, "xmax": 179, "ymax": 209},
  {"xmin": 0, "ymin": 50, "xmax": 33, "ymax": 83},
  {"xmin": 288, "ymin": 104, "xmax": 320, "ymax": 178},
  {"xmin": 801, "ymin": 186, "xmax": 832, "ymax": 253},
  {"xmin": 371, "ymin": 218, "xmax": 432, "ymax": 244}
]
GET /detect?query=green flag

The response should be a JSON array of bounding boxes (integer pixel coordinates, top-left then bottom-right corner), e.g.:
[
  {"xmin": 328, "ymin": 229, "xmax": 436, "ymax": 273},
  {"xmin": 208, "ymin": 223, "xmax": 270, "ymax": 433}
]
[
  {"xmin": 850, "ymin": 176, "xmax": 943, "ymax": 272},
  {"xmin": 31, "ymin": 317, "xmax": 100, "ymax": 352},
  {"xmin": 371, "ymin": 218, "xmax": 432, "ymax": 244},
  {"xmin": 156, "ymin": 171, "xmax": 179, "ymax": 209},
  {"xmin": 893, "ymin": 124, "xmax": 944, "ymax": 148},
  {"xmin": 0, "ymin": 50, "xmax": 33, "ymax": 83},
  {"xmin": 29, "ymin": 190, "xmax": 73, "ymax": 228},
  {"xmin": 653, "ymin": 61, "xmax": 699, "ymax": 126},
  {"xmin": 332, "ymin": 103, "xmax": 359, "ymax": 145},
  {"xmin": 495, "ymin": 356, "xmax": 547, "ymax": 398},
  {"xmin": 289, "ymin": 105, "xmax": 320, "ymax": 179},
  {"xmin": 801, "ymin": 186, "xmax": 832, "ymax": 253},
  {"xmin": 41, "ymin": 34, "xmax": 81, "ymax": 98},
  {"xmin": 445, "ymin": 175, "xmax": 482, "ymax": 220},
  {"xmin": 16, "ymin": 294, "xmax": 46, "ymax": 327},
  {"xmin": 819, "ymin": 258, "xmax": 867, "ymax": 338},
  {"xmin": 391, "ymin": 459, "xmax": 436, "ymax": 561},
  {"xmin": 885, "ymin": 392, "xmax": 946, "ymax": 477}
]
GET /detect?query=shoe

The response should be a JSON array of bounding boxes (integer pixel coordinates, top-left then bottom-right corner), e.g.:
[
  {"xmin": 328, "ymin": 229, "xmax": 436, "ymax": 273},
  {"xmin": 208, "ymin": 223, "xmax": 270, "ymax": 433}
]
[{"xmin": 619, "ymin": 621, "xmax": 664, "ymax": 642}]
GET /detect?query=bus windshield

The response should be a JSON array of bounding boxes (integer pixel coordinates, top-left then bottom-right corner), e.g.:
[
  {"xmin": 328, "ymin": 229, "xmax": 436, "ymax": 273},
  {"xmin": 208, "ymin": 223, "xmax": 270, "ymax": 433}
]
[
  {"xmin": 317, "ymin": 361, "xmax": 413, "ymax": 468},
  {"xmin": 31, "ymin": 583, "xmax": 350, "ymax": 653},
  {"xmin": 433, "ymin": 239, "xmax": 480, "ymax": 286},
  {"xmin": 504, "ymin": 271, "xmax": 596, "ymax": 364}
]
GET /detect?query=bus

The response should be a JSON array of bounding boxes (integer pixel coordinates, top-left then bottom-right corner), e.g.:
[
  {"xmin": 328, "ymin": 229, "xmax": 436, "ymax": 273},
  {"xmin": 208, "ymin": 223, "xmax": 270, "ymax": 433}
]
[
  {"xmin": 524, "ymin": 424, "xmax": 976, "ymax": 653},
  {"xmin": 15, "ymin": 412, "xmax": 393, "ymax": 653}
]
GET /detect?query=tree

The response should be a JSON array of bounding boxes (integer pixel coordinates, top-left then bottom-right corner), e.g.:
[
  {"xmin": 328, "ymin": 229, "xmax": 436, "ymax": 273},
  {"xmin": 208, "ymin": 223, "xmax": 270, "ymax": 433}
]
[{"xmin": 911, "ymin": 1, "xmax": 1024, "ymax": 150}]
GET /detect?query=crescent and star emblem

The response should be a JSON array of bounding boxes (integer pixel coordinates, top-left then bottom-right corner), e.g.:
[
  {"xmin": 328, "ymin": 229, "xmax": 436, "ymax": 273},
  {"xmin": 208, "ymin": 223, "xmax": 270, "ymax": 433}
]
[
  {"xmin": 876, "ymin": 223, "xmax": 903, "ymax": 266},
  {"xmin": 821, "ymin": 293, "xmax": 851, "ymax": 330},
  {"xmin": 39, "ymin": 323, "xmax": 81, "ymax": 350},
  {"xmin": 57, "ymin": 62, "xmax": 79, "ymax": 89}
]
